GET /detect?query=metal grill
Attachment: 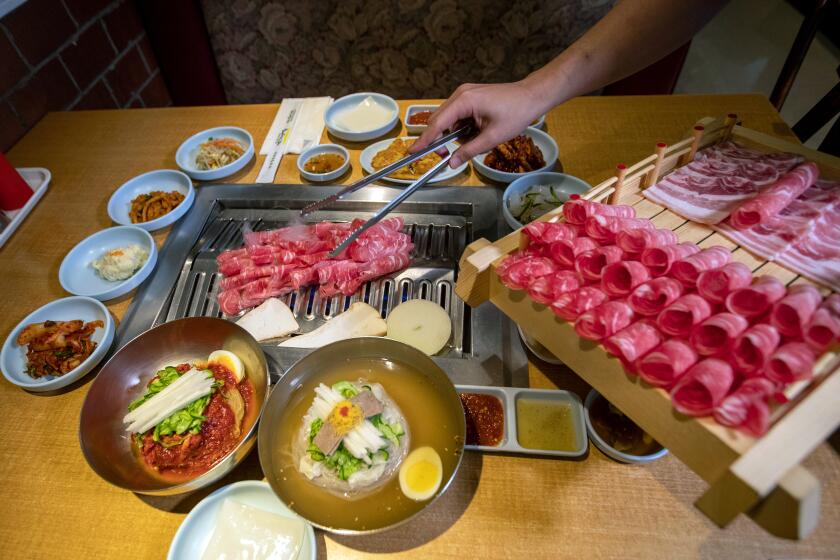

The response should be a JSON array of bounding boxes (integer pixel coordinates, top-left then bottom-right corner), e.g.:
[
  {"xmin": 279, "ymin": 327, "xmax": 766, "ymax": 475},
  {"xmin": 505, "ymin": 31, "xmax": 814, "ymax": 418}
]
[{"xmin": 156, "ymin": 217, "xmax": 470, "ymax": 357}]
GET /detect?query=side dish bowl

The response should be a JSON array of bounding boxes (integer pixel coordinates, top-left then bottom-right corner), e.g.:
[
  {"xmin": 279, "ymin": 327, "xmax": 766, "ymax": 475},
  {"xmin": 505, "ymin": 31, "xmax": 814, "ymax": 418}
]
[
  {"xmin": 107, "ymin": 169, "xmax": 195, "ymax": 232},
  {"xmin": 59, "ymin": 225, "xmax": 158, "ymax": 301},
  {"xmin": 359, "ymin": 137, "xmax": 468, "ymax": 185},
  {"xmin": 79, "ymin": 317, "xmax": 270, "ymax": 495},
  {"xmin": 502, "ymin": 172, "xmax": 591, "ymax": 230},
  {"xmin": 258, "ymin": 336, "xmax": 466, "ymax": 534},
  {"xmin": 297, "ymin": 143, "xmax": 350, "ymax": 182},
  {"xmin": 472, "ymin": 127, "xmax": 559, "ymax": 183},
  {"xmin": 584, "ymin": 390, "xmax": 668, "ymax": 464},
  {"xmin": 167, "ymin": 480, "xmax": 316, "ymax": 560},
  {"xmin": 175, "ymin": 126, "xmax": 255, "ymax": 181},
  {"xmin": 1, "ymin": 296, "xmax": 114, "ymax": 392},
  {"xmin": 404, "ymin": 104, "xmax": 439, "ymax": 135},
  {"xmin": 325, "ymin": 92, "xmax": 399, "ymax": 142}
]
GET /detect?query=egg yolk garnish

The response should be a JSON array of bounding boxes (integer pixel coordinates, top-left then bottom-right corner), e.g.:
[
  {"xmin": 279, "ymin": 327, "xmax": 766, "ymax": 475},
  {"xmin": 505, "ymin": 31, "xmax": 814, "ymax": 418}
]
[
  {"xmin": 207, "ymin": 349, "xmax": 245, "ymax": 382},
  {"xmin": 399, "ymin": 446, "xmax": 442, "ymax": 501}
]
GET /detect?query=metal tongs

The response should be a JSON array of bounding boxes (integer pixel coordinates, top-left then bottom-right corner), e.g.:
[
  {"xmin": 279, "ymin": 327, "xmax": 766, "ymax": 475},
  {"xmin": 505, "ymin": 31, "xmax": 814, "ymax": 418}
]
[{"xmin": 300, "ymin": 123, "xmax": 474, "ymax": 257}]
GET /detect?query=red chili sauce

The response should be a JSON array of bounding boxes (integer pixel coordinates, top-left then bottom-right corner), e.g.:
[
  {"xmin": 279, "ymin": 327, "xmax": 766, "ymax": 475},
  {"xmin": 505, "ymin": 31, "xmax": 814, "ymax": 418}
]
[
  {"xmin": 408, "ymin": 110, "xmax": 433, "ymax": 125},
  {"xmin": 138, "ymin": 362, "xmax": 254, "ymax": 480},
  {"xmin": 460, "ymin": 392, "xmax": 504, "ymax": 447}
]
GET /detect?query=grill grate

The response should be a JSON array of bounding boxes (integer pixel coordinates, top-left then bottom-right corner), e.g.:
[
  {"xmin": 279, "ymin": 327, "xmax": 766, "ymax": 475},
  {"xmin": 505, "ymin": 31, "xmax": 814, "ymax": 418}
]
[{"xmin": 157, "ymin": 217, "xmax": 469, "ymax": 357}]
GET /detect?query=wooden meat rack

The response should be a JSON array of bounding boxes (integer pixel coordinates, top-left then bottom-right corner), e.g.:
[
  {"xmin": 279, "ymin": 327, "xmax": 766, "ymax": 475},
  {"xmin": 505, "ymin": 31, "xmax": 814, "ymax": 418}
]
[{"xmin": 455, "ymin": 116, "xmax": 840, "ymax": 539}]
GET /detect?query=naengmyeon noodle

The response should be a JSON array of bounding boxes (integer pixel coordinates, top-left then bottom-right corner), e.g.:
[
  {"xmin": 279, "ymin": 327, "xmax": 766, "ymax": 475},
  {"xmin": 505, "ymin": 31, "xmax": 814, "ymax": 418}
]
[{"xmin": 293, "ymin": 379, "xmax": 410, "ymax": 499}]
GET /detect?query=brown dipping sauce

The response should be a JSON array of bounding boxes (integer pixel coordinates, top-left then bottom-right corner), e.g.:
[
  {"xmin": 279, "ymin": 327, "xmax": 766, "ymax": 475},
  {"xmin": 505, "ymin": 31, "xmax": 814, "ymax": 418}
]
[
  {"xmin": 304, "ymin": 153, "xmax": 345, "ymax": 174},
  {"xmin": 589, "ymin": 395, "xmax": 663, "ymax": 456},
  {"xmin": 408, "ymin": 111, "xmax": 433, "ymax": 125},
  {"xmin": 460, "ymin": 392, "xmax": 504, "ymax": 447}
]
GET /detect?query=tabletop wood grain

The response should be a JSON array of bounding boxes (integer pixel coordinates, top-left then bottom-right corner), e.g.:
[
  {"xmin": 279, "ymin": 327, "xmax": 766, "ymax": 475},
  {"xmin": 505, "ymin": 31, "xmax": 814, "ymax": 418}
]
[{"xmin": 1, "ymin": 94, "xmax": 838, "ymax": 559}]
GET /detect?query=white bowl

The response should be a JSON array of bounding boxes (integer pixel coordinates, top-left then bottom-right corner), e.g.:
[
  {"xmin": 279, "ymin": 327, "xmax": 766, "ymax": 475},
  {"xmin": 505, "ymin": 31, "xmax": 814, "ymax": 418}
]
[
  {"xmin": 296, "ymin": 143, "xmax": 350, "ymax": 182},
  {"xmin": 107, "ymin": 169, "xmax": 195, "ymax": 232},
  {"xmin": 472, "ymin": 127, "xmax": 559, "ymax": 183},
  {"xmin": 503, "ymin": 172, "xmax": 591, "ymax": 230},
  {"xmin": 359, "ymin": 136, "xmax": 468, "ymax": 185},
  {"xmin": 167, "ymin": 480, "xmax": 316, "ymax": 560},
  {"xmin": 584, "ymin": 390, "xmax": 668, "ymax": 464},
  {"xmin": 325, "ymin": 92, "xmax": 399, "ymax": 142},
  {"xmin": 1, "ymin": 296, "xmax": 115, "ymax": 391},
  {"xmin": 532, "ymin": 114, "xmax": 546, "ymax": 129},
  {"xmin": 175, "ymin": 126, "xmax": 255, "ymax": 181},
  {"xmin": 59, "ymin": 226, "xmax": 157, "ymax": 301},
  {"xmin": 404, "ymin": 104, "xmax": 439, "ymax": 135}
]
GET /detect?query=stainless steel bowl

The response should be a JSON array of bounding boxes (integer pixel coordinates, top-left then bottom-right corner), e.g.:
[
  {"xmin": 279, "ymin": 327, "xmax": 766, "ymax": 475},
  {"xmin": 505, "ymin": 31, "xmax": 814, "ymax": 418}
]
[
  {"xmin": 79, "ymin": 317, "xmax": 269, "ymax": 495},
  {"xmin": 258, "ymin": 336, "xmax": 466, "ymax": 534}
]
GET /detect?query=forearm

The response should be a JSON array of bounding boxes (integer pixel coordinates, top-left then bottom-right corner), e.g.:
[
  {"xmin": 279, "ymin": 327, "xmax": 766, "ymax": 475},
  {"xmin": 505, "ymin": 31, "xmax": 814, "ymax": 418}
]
[{"xmin": 523, "ymin": 0, "xmax": 729, "ymax": 109}]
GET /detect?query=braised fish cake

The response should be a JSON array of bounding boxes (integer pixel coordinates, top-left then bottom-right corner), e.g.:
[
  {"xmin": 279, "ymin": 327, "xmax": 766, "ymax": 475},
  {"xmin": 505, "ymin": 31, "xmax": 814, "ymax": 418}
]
[{"xmin": 371, "ymin": 138, "xmax": 441, "ymax": 180}]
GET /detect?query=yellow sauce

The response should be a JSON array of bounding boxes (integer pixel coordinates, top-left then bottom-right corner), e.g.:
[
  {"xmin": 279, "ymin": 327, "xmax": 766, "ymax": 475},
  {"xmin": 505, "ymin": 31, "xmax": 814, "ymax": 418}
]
[{"xmin": 515, "ymin": 398, "xmax": 577, "ymax": 452}]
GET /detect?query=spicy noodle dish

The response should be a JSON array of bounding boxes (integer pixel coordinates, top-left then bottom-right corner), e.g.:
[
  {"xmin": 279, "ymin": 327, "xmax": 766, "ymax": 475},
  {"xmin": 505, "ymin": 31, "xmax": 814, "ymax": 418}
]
[{"xmin": 123, "ymin": 349, "xmax": 254, "ymax": 480}]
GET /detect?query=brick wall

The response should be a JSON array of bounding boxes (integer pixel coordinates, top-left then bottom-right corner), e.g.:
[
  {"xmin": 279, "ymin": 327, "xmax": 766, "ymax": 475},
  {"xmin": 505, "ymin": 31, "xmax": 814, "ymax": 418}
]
[{"xmin": 0, "ymin": 0, "xmax": 172, "ymax": 152}]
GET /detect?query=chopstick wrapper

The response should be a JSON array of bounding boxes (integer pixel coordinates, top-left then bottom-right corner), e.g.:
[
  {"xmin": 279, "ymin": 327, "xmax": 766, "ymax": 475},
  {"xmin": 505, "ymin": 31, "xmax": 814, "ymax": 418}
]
[{"xmin": 257, "ymin": 97, "xmax": 331, "ymax": 183}]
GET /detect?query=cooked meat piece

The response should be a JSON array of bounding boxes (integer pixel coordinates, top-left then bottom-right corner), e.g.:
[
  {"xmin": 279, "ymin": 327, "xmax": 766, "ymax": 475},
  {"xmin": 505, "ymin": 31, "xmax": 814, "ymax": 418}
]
[
  {"xmin": 313, "ymin": 420, "xmax": 343, "ymax": 455},
  {"xmin": 484, "ymin": 135, "xmax": 546, "ymax": 173},
  {"xmin": 350, "ymin": 390, "xmax": 384, "ymax": 417}
]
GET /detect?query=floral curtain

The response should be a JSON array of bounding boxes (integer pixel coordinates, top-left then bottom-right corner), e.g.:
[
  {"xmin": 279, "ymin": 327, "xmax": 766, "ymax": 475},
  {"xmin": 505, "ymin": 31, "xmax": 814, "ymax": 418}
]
[{"xmin": 202, "ymin": 0, "xmax": 615, "ymax": 103}]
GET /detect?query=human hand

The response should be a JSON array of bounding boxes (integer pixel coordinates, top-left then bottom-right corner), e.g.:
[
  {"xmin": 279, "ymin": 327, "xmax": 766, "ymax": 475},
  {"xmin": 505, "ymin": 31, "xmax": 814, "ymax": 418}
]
[{"xmin": 409, "ymin": 81, "xmax": 547, "ymax": 168}]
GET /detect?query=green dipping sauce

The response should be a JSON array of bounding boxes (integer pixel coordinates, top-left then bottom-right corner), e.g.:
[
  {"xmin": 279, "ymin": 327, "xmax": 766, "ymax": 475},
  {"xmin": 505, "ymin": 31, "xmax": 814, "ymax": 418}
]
[{"xmin": 516, "ymin": 398, "xmax": 577, "ymax": 452}]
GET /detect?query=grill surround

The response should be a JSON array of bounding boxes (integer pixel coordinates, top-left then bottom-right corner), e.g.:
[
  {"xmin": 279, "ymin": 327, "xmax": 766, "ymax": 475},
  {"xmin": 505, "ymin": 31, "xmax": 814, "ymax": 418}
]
[{"xmin": 116, "ymin": 184, "xmax": 528, "ymax": 386}]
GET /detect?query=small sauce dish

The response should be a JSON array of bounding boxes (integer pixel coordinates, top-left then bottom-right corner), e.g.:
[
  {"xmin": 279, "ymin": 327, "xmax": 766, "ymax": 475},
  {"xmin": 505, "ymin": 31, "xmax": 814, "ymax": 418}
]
[
  {"xmin": 297, "ymin": 144, "xmax": 350, "ymax": 182},
  {"xmin": 404, "ymin": 104, "xmax": 439, "ymax": 135}
]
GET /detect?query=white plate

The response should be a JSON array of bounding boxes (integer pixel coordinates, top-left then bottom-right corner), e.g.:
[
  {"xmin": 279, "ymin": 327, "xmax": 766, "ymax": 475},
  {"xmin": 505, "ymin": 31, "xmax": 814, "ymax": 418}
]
[
  {"xmin": 0, "ymin": 167, "xmax": 51, "ymax": 249},
  {"xmin": 325, "ymin": 92, "xmax": 399, "ymax": 142},
  {"xmin": 472, "ymin": 127, "xmax": 559, "ymax": 183},
  {"xmin": 297, "ymin": 143, "xmax": 350, "ymax": 182},
  {"xmin": 176, "ymin": 126, "xmax": 255, "ymax": 181},
  {"xmin": 360, "ymin": 137, "xmax": 468, "ymax": 184},
  {"xmin": 107, "ymin": 169, "xmax": 195, "ymax": 232},
  {"xmin": 404, "ymin": 104, "xmax": 439, "ymax": 135},
  {"xmin": 1, "ymin": 296, "xmax": 115, "ymax": 391},
  {"xmin": 168, "ymin": 480, "xmax": 316, "ymax": 560},
  {"xmin": 59, "ymin": 226, "xmax": 158, "ymax": 301}
]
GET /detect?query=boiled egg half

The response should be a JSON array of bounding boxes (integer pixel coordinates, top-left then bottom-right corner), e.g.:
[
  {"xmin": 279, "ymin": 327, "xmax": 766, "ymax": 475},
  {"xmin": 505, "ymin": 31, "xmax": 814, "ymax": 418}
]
[
  {"xmin": 207, "ymin": 350, "xmax": 245, "ymax": 382},
  {"xmin": 399, "ymin": 446, "xmax": 442, "ymax": 501}
]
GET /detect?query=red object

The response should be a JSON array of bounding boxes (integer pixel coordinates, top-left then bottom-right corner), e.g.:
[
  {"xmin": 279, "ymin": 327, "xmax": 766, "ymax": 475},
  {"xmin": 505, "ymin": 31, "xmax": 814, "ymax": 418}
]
[
  {"xmin": 574, "ymin": 300, "xmax": 635, "ymax": 341},
  {"xmin": 657, "ymin": 294, "xmax": 714, "ymax": 337},
  {"xmin": 670, "ymin": 358, "xmax": 735, "ymax": 417},
  {"xmin": 603, "ymin": 320, "xmax": 662, "ymax": 371},
  {"xmin": 550, "ymin": 286, "xmax": 609, "ymax": 322},
  {"xmin": 637, "ymin": 339, "xmax": 698, "ymax": 388},
  {"xmin": 732, "ymin": 323, "xmax": 781, "ymax": 375},
  {"xmin": 690, "ymin": 312, "xmax": 750, "ymax": 356},
  {"xmin": 729, "ymin": 162, "xmax": 819, "ymax": 230},
  {"xmin": 616, "ymin": 227, "xmax": 678, "ymax": 255},
  {"xmin": 0, "ymin": 153, "xmax": 32, "ymax": 211},
  {"xmin": 697, "ymin": 262, "xmax": 753, "ymax": 304},
  {"xmin": 549, "ymin": 237, "xmax": 599, "ymax": 268},
  {"xmin": 575, "ymin": 245, "xmax": 624, "ymax": 282},
  {"xmin": 562, "ymin": 199, "xmax": 635, "ymax": 225},
  {"xmin": 601, "ymin": 261, "xmax": 651, "ymax": 297},
  {"xmin": 725, "ymin": 275, "xmax": 787, "ymax": 318},
  {"xmin": 671, "ymin": 246, "xmax": 731, "ymax": 287},
  {"xmin": 713, "ymin": 377, "xmax": 775, "ymax": 437},
  {"xmin": 767, "ymin": 342, "xmax": 817, "ymax": 384},
  {"xmin": 641, "ymin": 242, "xmax": 700, "ymax": 277},
  {"xmin": 770, "ymin": 284, "xmax": 823, "ymax": 337},
  {"xmin": 628, "ymin": 277, "xmax": 684, "ymax": 316},
  {"xmin": 527, "ymin": 271, "xmax": 582, "ymax": 306}
]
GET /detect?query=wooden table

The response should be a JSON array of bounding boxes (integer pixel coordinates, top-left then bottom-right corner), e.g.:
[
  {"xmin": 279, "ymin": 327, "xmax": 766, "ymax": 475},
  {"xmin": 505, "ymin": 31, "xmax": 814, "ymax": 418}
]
[{"xmin": 2, "ymin": 94, "xmax": 838, "ymax": 559}]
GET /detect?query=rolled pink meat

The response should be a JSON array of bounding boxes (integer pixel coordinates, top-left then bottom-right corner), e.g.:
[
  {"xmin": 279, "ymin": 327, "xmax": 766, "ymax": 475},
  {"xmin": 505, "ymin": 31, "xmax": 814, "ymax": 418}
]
[
  {"xmin": 804, "ymin": 293, "xmax": 840, "ymax": 350},
  {"xmin": 729, "ymin": 162, "xmax": 819, "ymax": 230},
  {"xmin": 499, "ymin": 257, "xmax": 557, "ymax": 291},
  {"xmin": 657, "ymin": 294, "xmax": 714, "ymax": 337},
  {"xmin": 637, "ymin": 339, "xmax": 698, "ymax": 388},
  {"xmin": 671, "ymin": 246, "xmax": 731, "ymax": 288},
  {"xmin": 628, "ymin": 277, "xmax": 684, "ymax": 316},
  {"xmin": 714, "ymin": 377, "xmax": 775, "ymax": 437},
  {"xmin": 527, "ymin": 271, "xmax": 582, "ymax": 305},
  {"xmin": 766, "ymin": 342, "xmax": 816, "ymax": 384},
  {"xmin": 641, "ymin": 242, "xmax": 700, "ymax": 277},
  {"xmin": 616, "ymin": 228, "xmax": 679, "ymax": 255},
  {"xmin": 770, "ymin": 284, "xmax": 823, "ymax": 337},
  {"xmin": 697, "ymin": 262, "xmax": 754, "ymax": 304},
  {"xmin": 584, "ymin": 215, "xmax": 654, "ymax": 244},
  {"xmin": 495, "ymin": 248, "xmax": 542, "ymax": 278},
  {"xmin": 550, "ymin": 286, "xmax": 610, "ymax": 322},
  {"xmin": 725, "ymin": 275, "xmax": 787, "ymax": 318},
  {"xmin": 523, "ymin": 221, "xmax": 579, "ymax": 245},
  {"xmin": 670, "ymin": 358, "xmax": 735, "ymax": 417},
  {"xmin": 574, "ymin": 300, "xmax": 635, "ymax": 341},
  {"xmin": 575, "ymin": 245, "xmax": 625, "ymax": 282},
  {"xmin": 690, "ymin": 312, "xmax": 750, "ymax": 356},
  {"xmin": 603, "ymin": 320, "xmax": 662, "ymax": 372},
  {"xmin": 732, "ymin": 323, "xmax": 781, "ymax": 375},
  {"xmin": 563, "ymin": 199, "xmax": 635, "ymax": 225},
  {"xmin": 549, "ymin": 237, "xmax": 600, "ymax": 268},
  {"xmin": 601, "ymin": 261, "xmax": 652, "ymax": 297}
]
